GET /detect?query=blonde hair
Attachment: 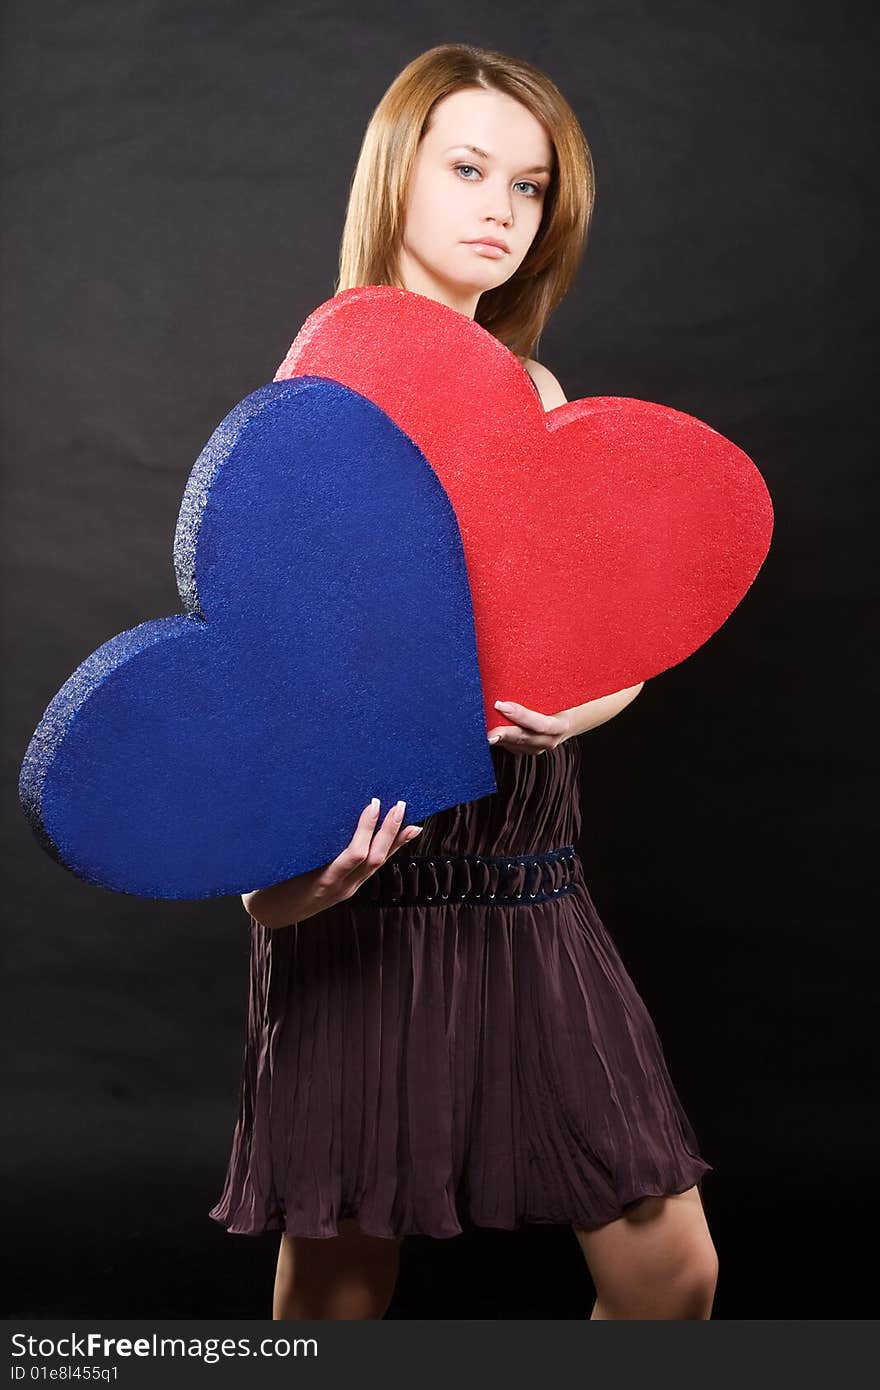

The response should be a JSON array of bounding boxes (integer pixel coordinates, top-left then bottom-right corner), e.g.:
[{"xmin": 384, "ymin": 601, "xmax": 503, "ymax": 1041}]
[{"xmin": 335, "ymin": 43, "xmax": 595, "ymax": 362}]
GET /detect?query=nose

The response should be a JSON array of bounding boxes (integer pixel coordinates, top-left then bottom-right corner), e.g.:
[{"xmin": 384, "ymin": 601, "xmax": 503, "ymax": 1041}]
[{"xmin": 481, "ymin": 177, "xmax": 513, "ymax": 227}]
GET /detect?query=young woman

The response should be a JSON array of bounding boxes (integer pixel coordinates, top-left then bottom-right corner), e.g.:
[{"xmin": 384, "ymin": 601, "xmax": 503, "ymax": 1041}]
[{"xmin": 209, "ymin": 43, "xmax": 718, "ymax": 1321}]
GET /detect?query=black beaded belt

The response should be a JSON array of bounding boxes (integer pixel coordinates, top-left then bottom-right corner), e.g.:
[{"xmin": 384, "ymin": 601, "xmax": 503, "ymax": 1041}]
[{"xmin": 351, "ymin": 845, "xmax": 581, "ymax": 908}]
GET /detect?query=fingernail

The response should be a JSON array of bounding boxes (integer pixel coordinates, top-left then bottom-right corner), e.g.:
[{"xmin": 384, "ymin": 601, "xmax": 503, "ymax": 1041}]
[
  {"xmin": 488, "ymin": 734, "xmax": 501, "ymax": 744},
  {"xmin": 395, "ymin": 800, "xmax": 406, "ymax": 814},
  {"xmin": 495, "ymin": 700, "xmax": 510, "ymax": 709},
  {"xmin": 409, "ymin": 825, "xmax": 423, "ymax": 836},
  {"xmin": 370, "ymin": 797, "xmax": 379, "ymax": 812}
]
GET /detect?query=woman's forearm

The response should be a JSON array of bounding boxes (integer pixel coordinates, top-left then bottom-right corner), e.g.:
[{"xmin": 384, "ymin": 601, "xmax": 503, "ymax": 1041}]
[
  {"xmin": 558, "ymin": 682, "xmax": 645, "ymax": 739},
  {"xmin": 241, "ymin": 881, "xmax": 293, "ymax": 930},
  {"xmin": 244, "ymin": 687, "xmax": 645, "ymax": 926},
  {"xmin": 241, "ymin": 871, "xmax": 317, "ymax": 930}
]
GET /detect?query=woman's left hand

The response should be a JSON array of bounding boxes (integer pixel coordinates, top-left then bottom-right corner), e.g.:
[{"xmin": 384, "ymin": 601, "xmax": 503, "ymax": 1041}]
[{"xmin": 487, "ymin": 700, "xmax": 572, "ymax": 757}]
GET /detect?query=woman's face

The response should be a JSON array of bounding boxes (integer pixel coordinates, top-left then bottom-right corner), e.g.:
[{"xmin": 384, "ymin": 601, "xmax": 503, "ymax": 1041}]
[{"xmin": 398, "ymin": 86, "xmax": 553, "ymax": 317}]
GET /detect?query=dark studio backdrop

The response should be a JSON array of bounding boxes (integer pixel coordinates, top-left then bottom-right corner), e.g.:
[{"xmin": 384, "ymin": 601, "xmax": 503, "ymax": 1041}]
[{"xmin": 2, "ymin": 0, "xmax": 876, "ymax": 1320}]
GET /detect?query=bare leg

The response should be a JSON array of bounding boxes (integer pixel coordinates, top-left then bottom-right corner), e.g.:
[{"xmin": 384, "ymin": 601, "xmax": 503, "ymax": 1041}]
[
  {"xmin": 273, "ymin": 1217, "xmax": 403, "ymax": 1320},
  {"xmin": 573, "ymin": 1185, "xmax": 718, "ymax": 1320}
]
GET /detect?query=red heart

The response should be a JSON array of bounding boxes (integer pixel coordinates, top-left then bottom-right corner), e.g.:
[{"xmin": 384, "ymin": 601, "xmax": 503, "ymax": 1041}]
[{"xmin": 276, "ymin": 286, "xmax": 773, "ymax": 726}]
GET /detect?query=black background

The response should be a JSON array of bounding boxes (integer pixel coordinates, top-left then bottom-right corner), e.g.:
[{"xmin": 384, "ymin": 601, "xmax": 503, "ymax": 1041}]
[{"xmin": 2, "ymin": 0, "xmax": 876, "ymax": 1318}]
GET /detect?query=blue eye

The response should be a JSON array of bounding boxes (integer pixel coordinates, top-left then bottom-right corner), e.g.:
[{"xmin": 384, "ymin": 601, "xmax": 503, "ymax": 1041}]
[{"xmin": 453, "ymin": 165, "xmax": 543, "ymax": 197}]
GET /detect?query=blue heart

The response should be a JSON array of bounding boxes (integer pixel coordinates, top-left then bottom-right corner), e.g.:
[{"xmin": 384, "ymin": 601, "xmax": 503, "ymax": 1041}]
[{"xmin": 19, "ymin": 378, "xmax": 496, "ymax": 899}]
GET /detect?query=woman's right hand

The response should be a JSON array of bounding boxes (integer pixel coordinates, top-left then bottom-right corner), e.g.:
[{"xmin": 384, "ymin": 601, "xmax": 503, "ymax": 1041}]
[{"xmin": 243, "ymin": 799, "xmax": 423, "ymax": 929}]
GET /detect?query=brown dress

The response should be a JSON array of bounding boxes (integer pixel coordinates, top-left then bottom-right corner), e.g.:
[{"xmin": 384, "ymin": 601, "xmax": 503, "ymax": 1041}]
[{"xmin": 208, "ymin": 735, "xmax": 713, "ymax": 1239}]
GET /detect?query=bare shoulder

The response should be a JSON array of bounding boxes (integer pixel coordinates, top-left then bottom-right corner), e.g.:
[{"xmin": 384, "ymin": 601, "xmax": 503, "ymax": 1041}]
[{"xmin": 523, "ymin": 358, "xmax": 569, "ymax": 411}]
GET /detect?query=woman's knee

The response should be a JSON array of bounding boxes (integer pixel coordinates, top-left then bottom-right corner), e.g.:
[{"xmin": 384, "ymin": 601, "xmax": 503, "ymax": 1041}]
[
  {"xmin": 273, "ymin": 1222, "xmax": 402, "ymax": 1320},
  {"xmin": 323, "ymin": 1279, "xmax": 396, "ymax": 1320},
  {"xmin": 590, "ymin": 1233, "xmax": 718, "ymax": 1319},
  {"xmin": 668, "ymin": 1238, "xmax": 719, "ymax": 1317},
  {"xmin": 574, "ymin": 1188, "xmax": 719, "ymax": 1318}
]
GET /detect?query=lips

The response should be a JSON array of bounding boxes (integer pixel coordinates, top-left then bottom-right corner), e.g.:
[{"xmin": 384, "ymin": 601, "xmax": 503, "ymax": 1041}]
[{"xmin": 465, "ymin": 238, "xmax": 508, "ymax": 253}]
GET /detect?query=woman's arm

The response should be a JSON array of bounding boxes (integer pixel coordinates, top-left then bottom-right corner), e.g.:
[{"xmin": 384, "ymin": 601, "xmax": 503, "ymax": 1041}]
[
  {"xmin": 523, "ymin": 360, "xmax": 645, "ymax": 740},
  {"xmin": 557, "ymin": 682, "xmax": 645, "ymax": 739},
  {"xmin": 523, "ymin": 357, "xmax": 569, "ymax": 410}
]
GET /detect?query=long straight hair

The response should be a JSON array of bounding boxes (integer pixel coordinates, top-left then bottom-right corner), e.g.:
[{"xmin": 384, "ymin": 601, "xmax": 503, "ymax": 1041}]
[{"xmin": 336, "ymin": 44, "xmax": 595, "ymax": 362}]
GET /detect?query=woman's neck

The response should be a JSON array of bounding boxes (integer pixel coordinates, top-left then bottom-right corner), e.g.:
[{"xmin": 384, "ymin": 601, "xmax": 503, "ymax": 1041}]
[{"xmin": 395, "ymin": 252, "xmax": 480, "ymax": 320}]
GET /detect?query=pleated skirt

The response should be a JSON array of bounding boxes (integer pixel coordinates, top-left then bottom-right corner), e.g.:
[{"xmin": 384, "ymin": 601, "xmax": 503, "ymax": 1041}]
[{"xmin": 208, "ymin": 835, "xmax": 712, "ymax": 1240}]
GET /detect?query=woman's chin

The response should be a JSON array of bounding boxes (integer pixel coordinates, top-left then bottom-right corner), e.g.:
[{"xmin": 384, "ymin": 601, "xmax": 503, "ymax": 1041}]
[{"xmin": 438, "ymin": 265, "xmax": 510, "ymax": 295}]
